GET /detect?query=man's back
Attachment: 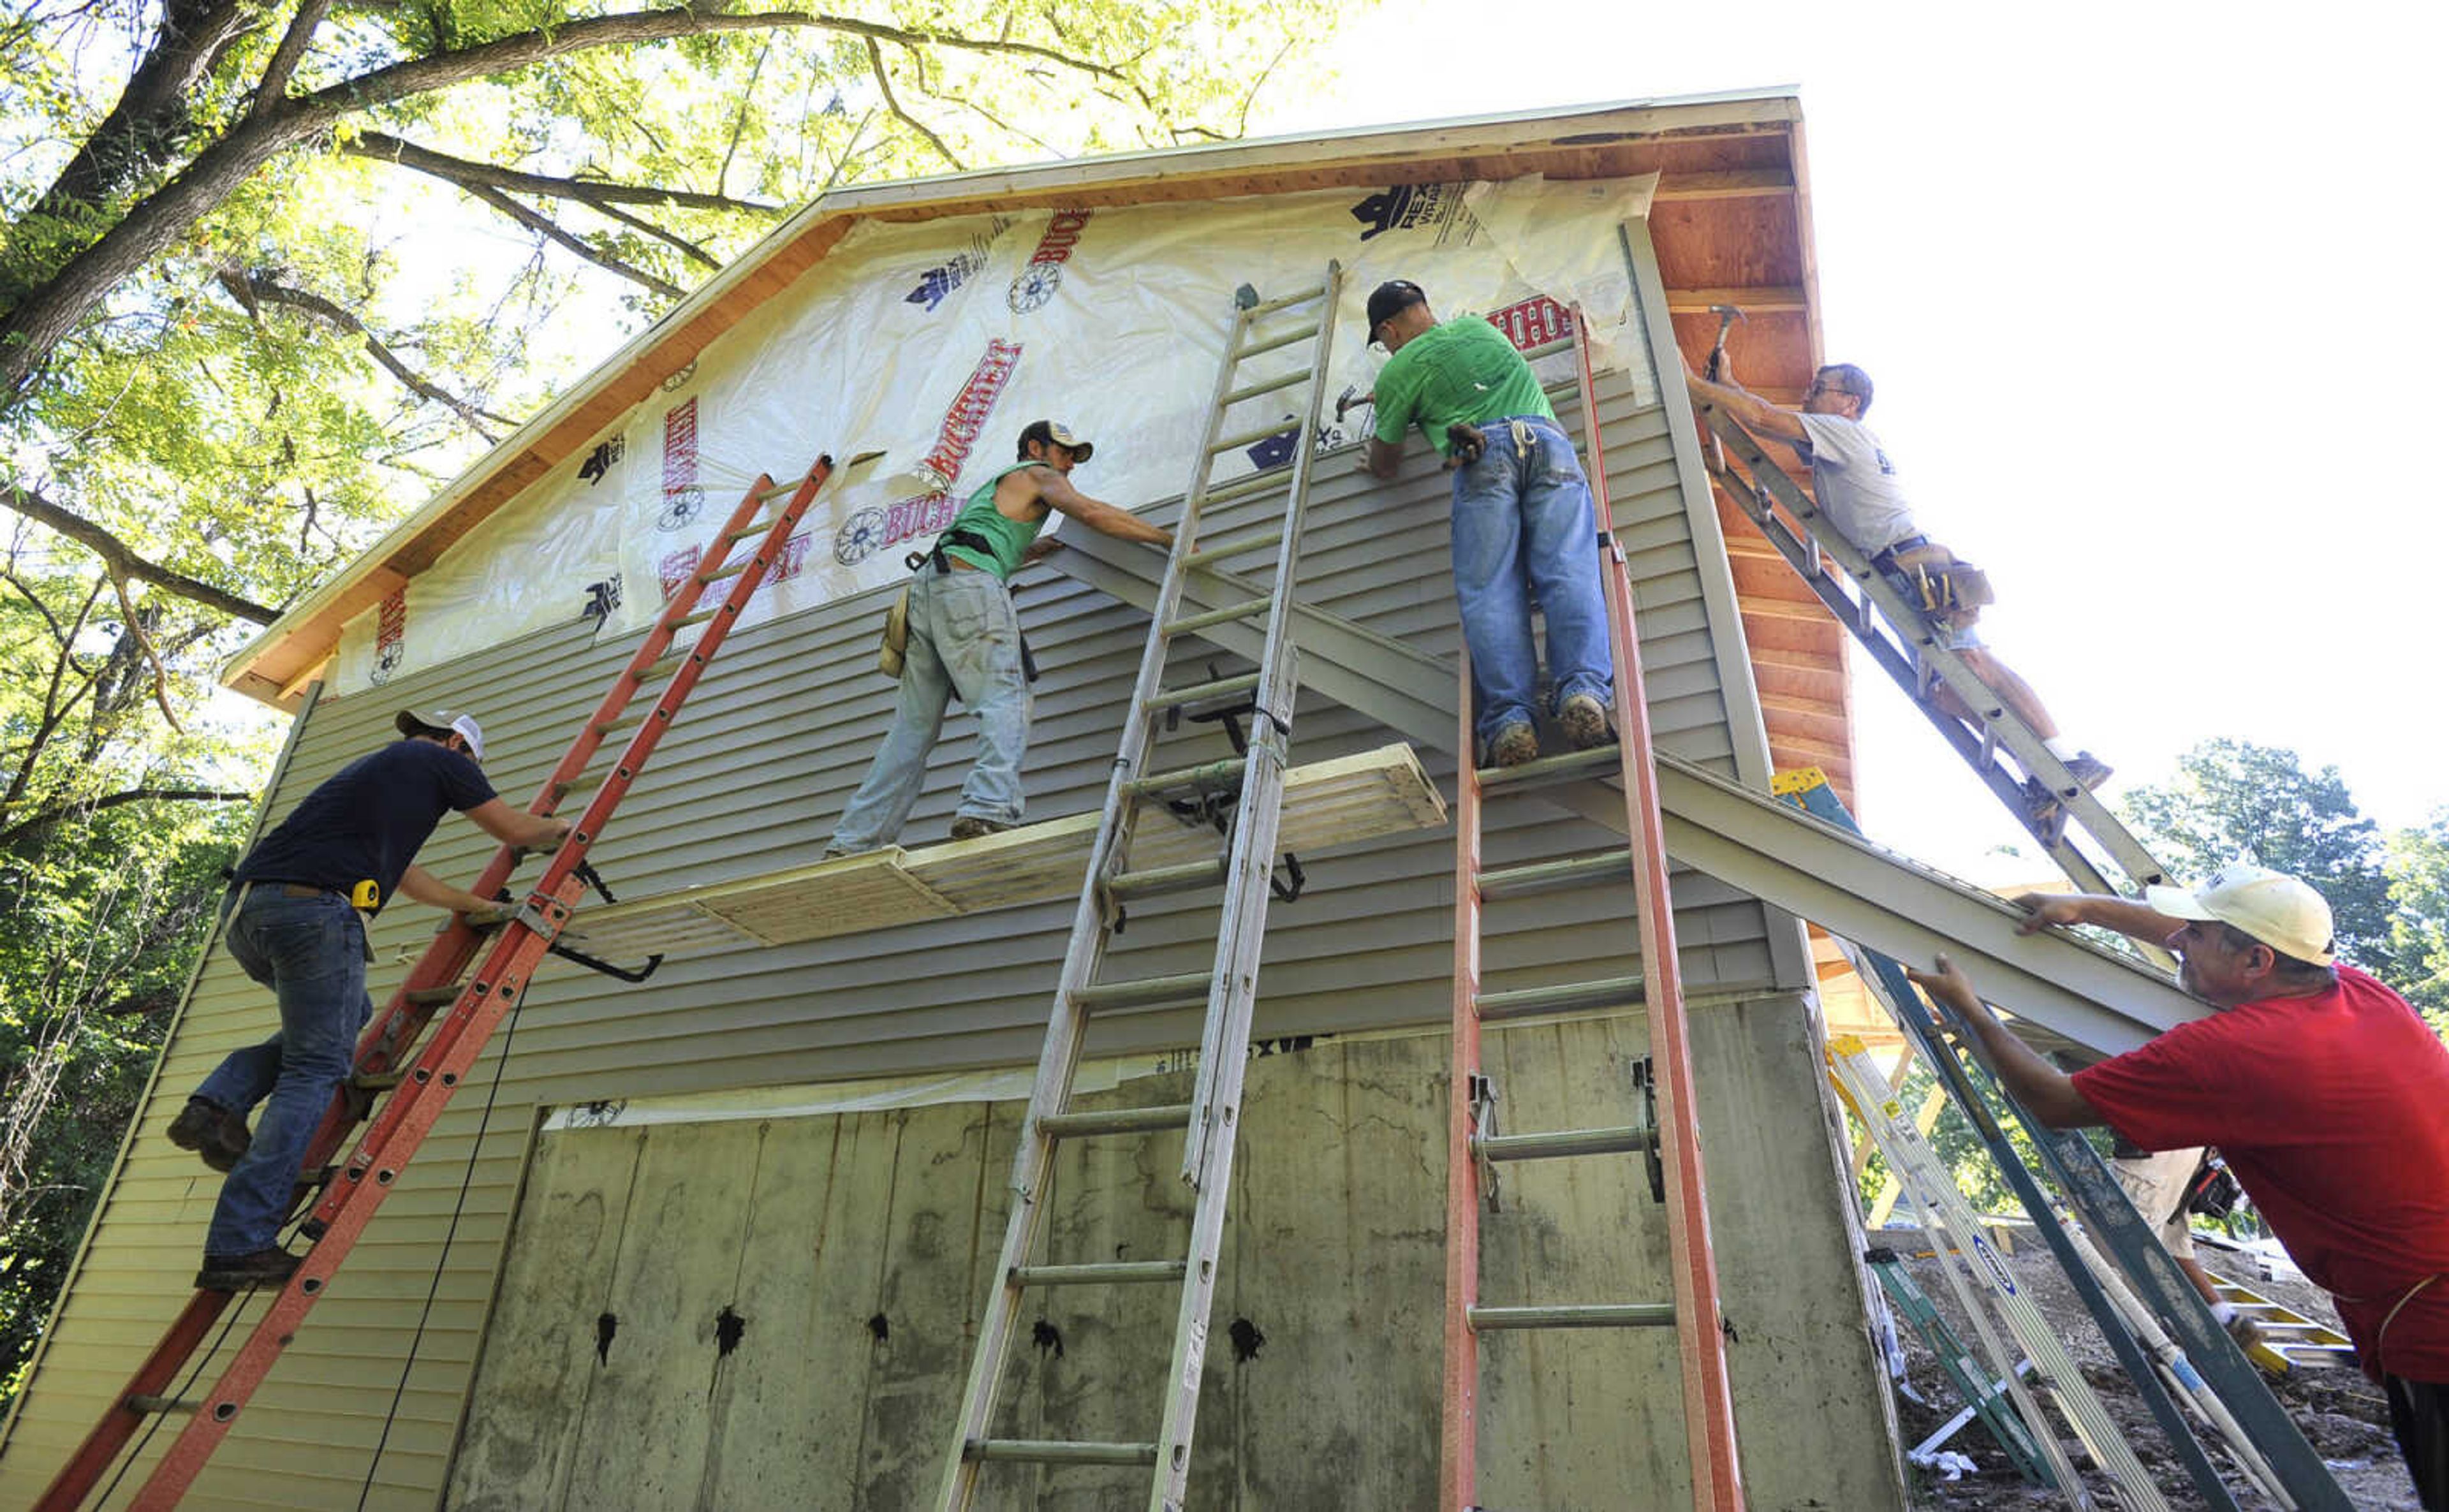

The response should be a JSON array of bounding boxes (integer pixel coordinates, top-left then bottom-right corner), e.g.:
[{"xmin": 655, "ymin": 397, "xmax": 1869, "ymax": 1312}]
[
  {"xmin": 1373, "ymin": 316, "xmax": 1554, "ymax": 457},
  {"xmin": 1795, "ymin": 410, "xmax": 1918, "ymax": 555},
  {"xmin": 235, "ymin": 740, "xmax": 494, "ymax": 904}
]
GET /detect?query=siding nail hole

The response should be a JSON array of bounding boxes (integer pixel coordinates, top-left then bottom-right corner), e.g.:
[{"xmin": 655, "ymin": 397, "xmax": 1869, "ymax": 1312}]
[
  {"xmin": 867, "ymin": 1312, "xmax": 889, "ymax": 1343},
  {"xmin": 715, "ymin": 1305, "xmax": 746, "ymax": 1357},
  {"xmin": 1228, "ymin": 1317, "xmax": 1265, "ymax": 1363},
  {"xmin": 1031, "ymin": 1319, "xmax": 1064, "ymax": 1360},
  {"xmin": 595, "ymin": 1311, "xmax": 618, "ymax": 1363}
]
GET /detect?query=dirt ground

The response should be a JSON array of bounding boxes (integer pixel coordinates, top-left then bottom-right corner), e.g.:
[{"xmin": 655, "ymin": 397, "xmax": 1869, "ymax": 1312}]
[{"xmin": 1876, "ymin": 1224, "xmax": 2416, "ymax": 1510}]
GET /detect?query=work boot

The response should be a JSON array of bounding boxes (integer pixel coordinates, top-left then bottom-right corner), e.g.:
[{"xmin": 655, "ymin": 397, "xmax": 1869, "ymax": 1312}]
[
  {"xmin": 1485, "ymin": 723, "xmax": 1539, "ymax": 769},
  {"xmin": 1559, "ymin": 693, "xmax": 1612, "ymax": 751},
  {"xmin": 2063, "ymin": 752, "xmax": 2114, "ymax": 791},
  {"xmin": 948, "ymin": 816, "xmax": 1012, "ymax": 842},
  {"xmin": 168, "ymin": 1097, "xmax": 251, "ymax": 1174},
  {"xmin": 195, "ymin": 1246, "xmax": 300, "ymax": 1293}
]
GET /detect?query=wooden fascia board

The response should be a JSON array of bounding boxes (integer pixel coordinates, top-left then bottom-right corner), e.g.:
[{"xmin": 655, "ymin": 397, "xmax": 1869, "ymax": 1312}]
[{"xmin": 221, "ymin": 92, "xmax": 1806, "ymax": 705}]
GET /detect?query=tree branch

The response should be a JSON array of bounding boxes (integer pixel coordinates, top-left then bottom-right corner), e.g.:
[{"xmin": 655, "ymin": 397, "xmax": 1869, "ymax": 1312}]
[
  {"xmin": 106, "ymin": 575, "xmax": 184, "ymax": 733},
  {"xmin": 866, "ymin": 37, "xmax": 963, "ymax": 172},
  {"xmin": 215, "ymin": 265, "xmax": 515, "ymax": 438},
  {"xmin": 588, "ymin": 202, "xmax": 720, "ymax": 270},
  {"xmin": 249, "ymin": 0, "xmax": 334, "ymax": 122},
  {"xmin": 345, "ymin": 131, "xmax": 782, "ymax": 214},
  {"xmin": 456, "ymin": 183, "xmax": 686, "ymax": 300},
  {"xmin": 0, "ymin": 788, "xmax": 255, "ymax": 849},
  {"xmin": 318, "ymin": 6, "xmax": 1142, "ymax": 121},
  {"xmin": 1, "ymin": 483, "xmax": 279, "ymax": 623}
]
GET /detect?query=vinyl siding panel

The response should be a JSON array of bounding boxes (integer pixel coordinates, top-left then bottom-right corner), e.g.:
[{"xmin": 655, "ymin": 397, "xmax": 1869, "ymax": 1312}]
[{"xmin": 1, "ymin": 324, "xmax": 1816, "ymax": 1506}]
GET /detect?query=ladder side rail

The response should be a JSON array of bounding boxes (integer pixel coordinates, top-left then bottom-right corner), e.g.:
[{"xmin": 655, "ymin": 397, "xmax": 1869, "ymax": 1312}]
[
  {"xmin": 1148, "ymin": 268, "xmax": 1341, "ymax": 1509},
  {"xmin": 344, "ymin": 464, "xmax": 810, "ymax": 1088},
  {"xmin": 123, "ymin": 876, "xmax": 586, "ymax": 1509},
  {"xmin": 1788, "ymin": 779, "xmax": 2343, "ymax": 1509},
  {"xmin": 110, "ymin": 462, "xmax": 831, "ymax": 1511},
  {"xmin": 314, "ymin": 462, "xmax": 834, "ymax": 1201},
  {"xmin": 1438, "ymin": 646, "xmax": 1487, "ymax": 1512},
  {"xmin": 1697, "ymin": 406, "xmax": 2171, "ymax": 893},
  {"xmin": 1826, "ymin": 1044, "xmax": 2129, "ymax": 1509},
  {"xmin": 29, "ymin": 1293, "xmax": 231, "ymax": 1512},
  {"xmin": 1696, "ymin": 450, "xmax": 2133, "ymax": 904},
  {"xmin": 1580, "ymin": 327, "xmax": 1747, "ymax": 1511},
  {"xmin": 933, "ymin": 286, "xmax": 1313, "ymax": 1511},
  {"xmin": 1176, "ymin": 263, "xmax": 1340, "ymax": 1182}
]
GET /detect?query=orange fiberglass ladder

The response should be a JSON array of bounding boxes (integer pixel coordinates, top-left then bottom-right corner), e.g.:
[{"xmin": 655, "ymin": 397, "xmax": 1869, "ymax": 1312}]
[
  {"xmin": 1439, "ymin": 323, "xmax": 1745, "ymax": 1510},
  {"xmin": 36, "ymin": 452, "xmax": 850, "ymax": 1511}
]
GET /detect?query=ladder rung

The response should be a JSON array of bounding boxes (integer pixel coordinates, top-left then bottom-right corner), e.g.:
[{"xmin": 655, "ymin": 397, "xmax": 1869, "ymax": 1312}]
[
  {"xmin": 758, "ymin": 477, "xmax": 802, "ymax": 503},
  {"xmin": 1221, "ymin": 369, "xmax": 1313, "ymax": 407},
  {"xmin": 1071, "ymin": 972, "xmax": 1212, "ymax": 1013},
  {"xmin": 1010, "ymin": 1259, "xmax": 1187, "ymax": 1287},
  {"xmin": 1104, "ymin": 857, "xmax": 1228, "ymax": 902},
  {"xmin": 1147, "ymin": 672, "xmax": 1261, "ymax": 710},
  {"xmin": 1207, "ymin": 417, "xmax": 1305, "ymax": 457},
  {"xmin": 1121, "ymin": 756, "xmax": 1247, "ymax": 798},
  {"xmin": 1197, "ymin": 468, "xmax": 1294, "ymax": 508},
  {"xmin": 1037, "ymin": 1103, "xmax": 1194, "ymax": 1138},
  {"xmin": 1477, "ymin": 849, "xmax": 1631, "ymax": 900},
  {"xmin": 1476, "ymin": 744, "xmax": 1621, "ymax": 791},
  {"xmin": 1467, "ymin": 1302, "xmax": 1675, "ymax": 1331},
  {"xmin": 349, "ymin": 1071, "xmax": 404, "ymax": 1094},
  {"xmin": 1243, "ymin": 282, "xmax": 1328, "ymax": 318},
  {"xmin": 967, "ymin": 1439, "xmax": 1158, "ymax": 1467},
  {"xmin": 675, "ymin": 608, "xmax": 721, "ymax": 629},
  {"xmin": 1520, "ymin": 335, "xmax": 1576, "ymax": 361},
  {"xmin": 1164, "ymin": 598, "xmax": 1272, "ymax": 636},
  {"xmin": 124, "ymin": 1395, "xmax": 193, "ymax": 1416},
  {"xmin": 697, "ymin": 557, "xmax": 753, "ymax": 584},
  {"xmin": 1473, "ymin": 1126, "xmax": 1653, "ymax": 1162},
  {"xmin": 1182, "ymin": 525, "xmax": 1284, "ymax": 568},
  {"xmin": 1474, "ymin": 974, "xmax": 1645, "ymax": 1023},
  {"xmin": 727, "ymin": 517, "xmax": 781, "ymax": 543},
  {"xmin": 1233, "ymin": 323, "xmax": 1320, "ymax": 361},
  {"xmin": 405, "ymin": 984, "xmax": 466, "ymax": 1007}
]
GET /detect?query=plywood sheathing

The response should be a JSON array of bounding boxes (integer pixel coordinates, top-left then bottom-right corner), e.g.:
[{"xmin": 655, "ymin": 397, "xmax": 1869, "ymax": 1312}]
[{"xmin": 562, "ymin": 742, "xmax": 1446, "ymax": 961}]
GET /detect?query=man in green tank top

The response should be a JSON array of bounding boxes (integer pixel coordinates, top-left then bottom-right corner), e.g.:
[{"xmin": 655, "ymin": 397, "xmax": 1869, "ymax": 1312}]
[{"xmin": 830, "ymin": 420, "xmax": 1172, "ymax": 852}]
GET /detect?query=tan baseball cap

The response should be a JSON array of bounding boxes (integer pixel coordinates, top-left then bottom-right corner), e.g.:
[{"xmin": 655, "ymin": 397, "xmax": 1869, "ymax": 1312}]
[
  {"xmin": 2145, "ymin": 862, "xmax": 2335, "ymax": 966},
  {"xmin": 396, "ymin": 708, "xmax": 487, "ymax": 760}
]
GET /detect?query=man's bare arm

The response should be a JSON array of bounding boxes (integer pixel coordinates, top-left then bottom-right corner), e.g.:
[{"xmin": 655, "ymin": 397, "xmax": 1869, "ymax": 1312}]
[
  {"xmin": 1366, "ymin": 436, "xmax": 1404, "ymax": 478},
  {"xmin": 465, "ymin": 798, "xmax": 573, "ymax": 851},
  {"xmin": 1682, "ymin": 363, "xmax": 1807, "ymax": 444},
  {"xmin": 397, "ymin": 863, "xmax": 499, "ymax": 917},
  {"xmin": 2013, "ymin": 892, "xmax": 2184, "ymax": 949},
  {"xmin": 1027, "ymin": 467, "xmax": 1171, "ymax": 545},
  {"xmin": 1905, "ymin": 954, "xmax": 2107, "ymax": 1129}
]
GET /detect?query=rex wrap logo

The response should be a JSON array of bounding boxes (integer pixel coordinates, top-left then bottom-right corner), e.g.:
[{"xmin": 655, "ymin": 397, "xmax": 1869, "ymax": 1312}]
[
  {"xmin": 906, "ymin": 217, "xmax": 1015, "ymax": 312},
  {"xmin": 656, "ymin": 397, "xmax": 704, "ymax": 532},
  {"xmin": 1348, "ymin": 182, "xmax": 1478, "ymax": 247},
  {"xmin": 1489, "ymin": 294, "xmax": 1574, "ymax": 354},
  {"xmin": 1007, "ymin": 210, "xmax": 1092, "ymax": 313},
  {"xmin": 369, "ymin": 587, "xmax": 406, "ymax": 685},
  {"xmin": 834, "ymin": 339, "xmax": 1024, "ymax": 566}
]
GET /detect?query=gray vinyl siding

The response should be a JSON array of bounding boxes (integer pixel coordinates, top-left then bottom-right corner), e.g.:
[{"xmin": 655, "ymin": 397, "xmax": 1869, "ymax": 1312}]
[{"xmin": 0, "ymin": 367, "xmax": 1789, "ymax": 1504}]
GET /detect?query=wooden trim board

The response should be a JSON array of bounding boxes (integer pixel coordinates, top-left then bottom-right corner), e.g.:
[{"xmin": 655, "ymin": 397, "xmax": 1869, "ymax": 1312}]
[{"xmin": 559, "ymin": 742, "xmax": 1446, "ymax": 961}]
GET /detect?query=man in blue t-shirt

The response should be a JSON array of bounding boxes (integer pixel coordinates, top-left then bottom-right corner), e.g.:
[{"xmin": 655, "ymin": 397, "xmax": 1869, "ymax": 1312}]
[{"xmin": 173, "ymin": 708, "xmax": 571, "ymax": 1291}]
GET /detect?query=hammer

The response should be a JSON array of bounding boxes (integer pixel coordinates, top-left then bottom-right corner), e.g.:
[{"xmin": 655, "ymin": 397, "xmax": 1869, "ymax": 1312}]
[{"xmin": 1705, "ymin": 303, "xmax": 1746, "ymax": 382}]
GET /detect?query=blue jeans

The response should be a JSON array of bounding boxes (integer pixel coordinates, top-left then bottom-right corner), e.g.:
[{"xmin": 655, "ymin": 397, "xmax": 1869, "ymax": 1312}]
[
  {"xmin": 1448, "ymin": 415, "xmax": 1612, "ymax": 747},
  {"xmin": 194, "ymin": 887, "xmax": 374, "ymax": 1258},
  {"xmin": 832, "ymin": 564, "xmax": 1031, "ymax": 849}
]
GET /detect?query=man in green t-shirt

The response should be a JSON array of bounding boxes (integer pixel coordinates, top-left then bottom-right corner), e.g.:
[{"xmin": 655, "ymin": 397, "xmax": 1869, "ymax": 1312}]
[
  {"xmin": 830, "ymin": 420, "xmax": 1172, "ymax": 852},
  {"xmin": 1363, "ymin": 279, "xmax": 1612, "ymax": 767}
]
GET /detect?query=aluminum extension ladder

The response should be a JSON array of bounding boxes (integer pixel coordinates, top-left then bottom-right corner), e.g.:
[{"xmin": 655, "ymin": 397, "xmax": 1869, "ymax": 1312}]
[
  {"xmin": 931, "ymin": 263, "xmax": 1344, "ymax": 1511},
  {"xmin": 1828, "ymin": 1032, "xmax": 2168, "ymax": 1511},
  {"xmin": 1863, "ymin": 1245, "xmax": 2052, "ymax": 1486},
  {"xmin": 1439, "ymin": 318, "xmax": 1746, "ymax": 1511},
  {"xmin": 36, "ymin": 454, "xmax": 851, "ymax": 1511},
  {"xmin": 1689, "ymin": 401, "xmax": 2175, "ymax": 913},
  {"xmin": 1778, "ymin": 768, "xmax": 2351, "ymax": 1511}
]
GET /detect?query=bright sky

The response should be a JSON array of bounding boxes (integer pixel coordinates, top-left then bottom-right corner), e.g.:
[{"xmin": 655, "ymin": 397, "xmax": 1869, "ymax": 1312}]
[{"xmin": 1256, "ymin": 0, "xmax": 2447, "ymax": 882}]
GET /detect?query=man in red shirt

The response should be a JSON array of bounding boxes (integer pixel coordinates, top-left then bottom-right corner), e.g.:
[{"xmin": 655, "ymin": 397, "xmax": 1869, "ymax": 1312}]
[{"xmin": 1907, "ymin": 863, "xmax": 2449, "ymax": 1509}]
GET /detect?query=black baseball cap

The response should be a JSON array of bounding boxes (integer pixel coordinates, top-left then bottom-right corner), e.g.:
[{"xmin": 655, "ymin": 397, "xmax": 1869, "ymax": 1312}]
[
  {"xmin": 1365, "ymin": 279, "xmax": 1427, "ymax": 334},
  {"xmin": 1018, "ymin": 419, "xmax": 1094, "ymax": 463}
]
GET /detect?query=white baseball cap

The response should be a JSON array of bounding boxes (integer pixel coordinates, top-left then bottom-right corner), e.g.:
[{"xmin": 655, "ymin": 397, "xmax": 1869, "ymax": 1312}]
[
  {"xmin": 395, "ymin": 708, "xmax": 487, "ymax": 760},
  {"xmin": 2145, "ymin": 862, "xmax": 2335, "ymax": 967}
]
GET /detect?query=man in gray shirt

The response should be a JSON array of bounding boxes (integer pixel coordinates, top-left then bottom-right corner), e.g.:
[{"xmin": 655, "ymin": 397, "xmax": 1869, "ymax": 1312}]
[{"xmin": 1684, "ymin": 357, "xmax": 2108, "ymax": 820}]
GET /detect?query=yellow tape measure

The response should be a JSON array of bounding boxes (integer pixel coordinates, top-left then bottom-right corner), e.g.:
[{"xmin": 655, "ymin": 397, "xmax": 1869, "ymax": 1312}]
[{"xmin": 349, "ymin": 879, "xmax": 381, "ymax": 911}]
